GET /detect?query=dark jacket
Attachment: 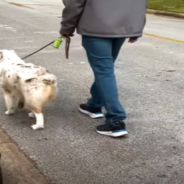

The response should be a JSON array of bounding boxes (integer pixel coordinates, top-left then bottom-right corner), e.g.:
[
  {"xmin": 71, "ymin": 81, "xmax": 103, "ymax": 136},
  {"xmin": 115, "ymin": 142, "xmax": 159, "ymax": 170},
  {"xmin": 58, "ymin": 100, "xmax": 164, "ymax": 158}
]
[{"xmin": 60, "ymin": 0, "xmax": 147, "ymax": 38}]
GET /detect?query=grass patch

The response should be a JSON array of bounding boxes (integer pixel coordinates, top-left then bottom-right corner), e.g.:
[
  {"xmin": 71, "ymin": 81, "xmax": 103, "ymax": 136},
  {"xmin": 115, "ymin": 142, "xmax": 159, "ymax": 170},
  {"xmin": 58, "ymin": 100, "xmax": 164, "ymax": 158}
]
[{"xmin": 148, "ymin": 0, "xmax": 184, "ymax": 14}]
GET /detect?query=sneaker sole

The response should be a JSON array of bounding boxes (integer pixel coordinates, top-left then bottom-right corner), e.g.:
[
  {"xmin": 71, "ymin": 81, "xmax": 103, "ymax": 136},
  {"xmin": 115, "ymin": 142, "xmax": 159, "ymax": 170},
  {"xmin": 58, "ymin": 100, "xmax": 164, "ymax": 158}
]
[
  {"xmin": 96, "ymin": 130, "xmax": 128, "ymax": 137},
  {"xmin": 79, "ymin": 107, "xmax": 104, "ymax": 119}
]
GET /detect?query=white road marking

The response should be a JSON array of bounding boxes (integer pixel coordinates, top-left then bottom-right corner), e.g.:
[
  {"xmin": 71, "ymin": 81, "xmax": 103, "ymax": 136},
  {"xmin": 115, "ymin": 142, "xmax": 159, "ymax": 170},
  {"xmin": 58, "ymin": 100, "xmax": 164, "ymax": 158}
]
[
  {"xmin": 14, "ymin": 46, "xmax": 38, "ymax": 50},
  {"xmin": 35, "ymin": 50, "xmax": 59, "ymax": 54},
  {"xmin": 0, "ymin": 24, "xmax": 17, "ymax": 32},
  {"xmin": 0, "ymin": 24, "xmax": 8, "ymax": 28},
  {"xmin": 34, "ymin": 31, "xmax": 58, "ymax": 34},
  {"xmin": 25, "ymin": 40, "xmax": 34, "ymax": 43},
  {"xmin": 80, "ymin": 61, "xmax": 85, "ymax": 64},
  {"xmin": 0, "ymin": 37, "xmax": 25, "ymax": 40}
]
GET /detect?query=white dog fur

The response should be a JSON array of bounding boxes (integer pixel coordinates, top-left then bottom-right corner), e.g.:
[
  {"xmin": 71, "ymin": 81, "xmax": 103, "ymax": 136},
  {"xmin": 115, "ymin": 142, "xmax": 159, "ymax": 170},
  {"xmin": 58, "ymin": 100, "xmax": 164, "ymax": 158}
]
[{"xmin": 0, "ymin": 50, "xmax": 58, "ymax": 130}]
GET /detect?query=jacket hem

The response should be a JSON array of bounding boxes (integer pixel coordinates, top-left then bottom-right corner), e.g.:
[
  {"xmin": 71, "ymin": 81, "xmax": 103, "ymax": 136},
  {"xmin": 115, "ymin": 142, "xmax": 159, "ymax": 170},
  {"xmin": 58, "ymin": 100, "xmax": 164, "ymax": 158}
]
[{"xmin": 76, "ymin": 31, "xmax": 143, "ymax": 38}]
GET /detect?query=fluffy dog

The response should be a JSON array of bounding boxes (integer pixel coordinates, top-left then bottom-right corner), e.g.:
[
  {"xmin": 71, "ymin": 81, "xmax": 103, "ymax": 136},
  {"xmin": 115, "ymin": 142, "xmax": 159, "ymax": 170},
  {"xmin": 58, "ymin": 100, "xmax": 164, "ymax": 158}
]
[{"xmin": 0, "ymin": 50, "xmax": 57, "ymax": 130}]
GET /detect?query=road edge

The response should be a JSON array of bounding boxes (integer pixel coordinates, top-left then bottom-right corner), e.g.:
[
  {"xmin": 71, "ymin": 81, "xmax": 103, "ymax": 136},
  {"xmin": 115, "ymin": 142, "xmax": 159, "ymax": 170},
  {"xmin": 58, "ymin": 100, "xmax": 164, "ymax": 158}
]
[{"xmin": 147, "ymin": 9, "xmax": 184, "ymax": 19}]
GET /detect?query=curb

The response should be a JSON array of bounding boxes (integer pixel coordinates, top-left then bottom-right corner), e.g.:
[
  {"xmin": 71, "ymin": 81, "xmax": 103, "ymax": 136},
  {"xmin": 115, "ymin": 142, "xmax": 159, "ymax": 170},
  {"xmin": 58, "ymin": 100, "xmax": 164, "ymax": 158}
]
[
  {"xmin": 0, "ymin": 128, "xmax": 50, "ymax": 184},
  {"xmin": 147, "ymin": 9, "xmax": 184, "ymax": 19}
]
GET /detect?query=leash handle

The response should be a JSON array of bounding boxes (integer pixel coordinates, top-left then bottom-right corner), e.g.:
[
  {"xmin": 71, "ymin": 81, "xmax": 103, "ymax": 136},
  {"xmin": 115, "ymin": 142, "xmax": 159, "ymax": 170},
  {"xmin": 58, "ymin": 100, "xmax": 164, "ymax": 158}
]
[{"xmin": 65, "ymin": 37, "xmax": 71, "ymax": 59}]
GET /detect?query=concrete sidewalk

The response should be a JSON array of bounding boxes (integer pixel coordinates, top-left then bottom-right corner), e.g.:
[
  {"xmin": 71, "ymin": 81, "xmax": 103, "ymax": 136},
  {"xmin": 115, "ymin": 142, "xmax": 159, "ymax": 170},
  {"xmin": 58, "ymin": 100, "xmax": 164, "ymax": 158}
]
[{"xmin": 0, "ymin": 128, "xmax": 50, "ymax": 184}]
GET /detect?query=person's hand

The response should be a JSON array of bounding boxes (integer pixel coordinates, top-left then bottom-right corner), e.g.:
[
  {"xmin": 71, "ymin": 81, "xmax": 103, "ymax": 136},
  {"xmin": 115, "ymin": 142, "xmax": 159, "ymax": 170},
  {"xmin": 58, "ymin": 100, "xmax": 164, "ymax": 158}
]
[
  {"xmin": 59, "ymin": 26, "xmax": 74, "ymax": 38},
  {"xmin": 62, "ymin": 34, "xmax": 74, "ymax": 38},
  {"xmin": 128, "ymin": 37, "xmax": 138, "ymax": 43}
]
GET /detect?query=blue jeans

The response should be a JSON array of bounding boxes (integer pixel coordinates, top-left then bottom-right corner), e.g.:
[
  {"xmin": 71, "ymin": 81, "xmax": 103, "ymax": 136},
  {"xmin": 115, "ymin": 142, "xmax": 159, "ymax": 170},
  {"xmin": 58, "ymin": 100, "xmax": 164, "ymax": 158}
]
[{"xmin": 82, "ymin": 35, "xmax": 126, "ymax": 124}]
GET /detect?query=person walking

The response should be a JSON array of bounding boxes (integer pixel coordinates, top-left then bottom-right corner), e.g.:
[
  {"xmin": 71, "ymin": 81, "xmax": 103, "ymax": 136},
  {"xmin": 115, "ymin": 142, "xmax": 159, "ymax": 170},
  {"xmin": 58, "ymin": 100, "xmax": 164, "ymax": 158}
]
[{"xmin": 60, "ymin": 0, "xmax": 147, "ymax": 137}]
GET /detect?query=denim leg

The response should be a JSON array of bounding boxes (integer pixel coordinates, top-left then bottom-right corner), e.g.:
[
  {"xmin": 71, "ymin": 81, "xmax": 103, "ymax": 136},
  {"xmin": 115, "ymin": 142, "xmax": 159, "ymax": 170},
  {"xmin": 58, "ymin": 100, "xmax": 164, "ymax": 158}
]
[
  {"xmin": 86, "ymin": 38, "xmax": 126, "ymax": 108},
  {"xmin": 112, "ymin": 38, "xmax": 126, "ymax": 61},
  {"xmin": 88, "ymin": 38, "xmax": 126, "ymax": 109},
  {"xmin": 82, "ymin": 35, "xmax": 126, "ymax": 123},
  {"xmin": 87, "ymin": 82, "xmax": 104, "ymax": 107},
  {"xmin": 84, "ymin": 45, "xmax": 105, "ymax": 108}
]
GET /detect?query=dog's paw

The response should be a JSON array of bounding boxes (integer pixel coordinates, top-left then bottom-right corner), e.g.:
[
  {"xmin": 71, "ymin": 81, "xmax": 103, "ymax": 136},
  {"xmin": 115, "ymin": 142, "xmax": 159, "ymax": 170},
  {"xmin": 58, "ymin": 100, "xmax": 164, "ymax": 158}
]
[
  {"xmin": 31, "ymin": 124, "xmax": 44, "ymax": 130},
  {"xmin": 28, "ymin": 112, "xmax": 35, "ymax": 118},
  {"xmin": 5, "ymin": 110, "xmax": 15, "ymax": 115}
]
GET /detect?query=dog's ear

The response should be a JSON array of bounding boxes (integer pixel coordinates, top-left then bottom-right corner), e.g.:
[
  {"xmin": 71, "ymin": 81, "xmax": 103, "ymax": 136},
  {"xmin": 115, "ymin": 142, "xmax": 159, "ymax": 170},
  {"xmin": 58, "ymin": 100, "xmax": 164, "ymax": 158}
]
[{"xmin": 0, "ymin": 51, "xmax": 3, "ymax": 61}]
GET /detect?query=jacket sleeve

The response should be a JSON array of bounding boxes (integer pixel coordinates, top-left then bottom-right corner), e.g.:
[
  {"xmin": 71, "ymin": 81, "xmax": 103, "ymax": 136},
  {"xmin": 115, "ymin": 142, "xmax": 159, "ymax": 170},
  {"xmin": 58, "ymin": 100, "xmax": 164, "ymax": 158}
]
[{"xmin": 60, "ymin": 0, "xmax": 86, "ymax": 35}]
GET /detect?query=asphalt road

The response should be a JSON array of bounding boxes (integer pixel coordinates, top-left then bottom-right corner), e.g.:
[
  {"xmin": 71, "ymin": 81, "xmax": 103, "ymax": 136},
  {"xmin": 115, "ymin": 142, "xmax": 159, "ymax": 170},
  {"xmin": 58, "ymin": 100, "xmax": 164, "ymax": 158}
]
[{"xmin": 1, "ymin": 1, "xmax": 184, "ymax": 184}]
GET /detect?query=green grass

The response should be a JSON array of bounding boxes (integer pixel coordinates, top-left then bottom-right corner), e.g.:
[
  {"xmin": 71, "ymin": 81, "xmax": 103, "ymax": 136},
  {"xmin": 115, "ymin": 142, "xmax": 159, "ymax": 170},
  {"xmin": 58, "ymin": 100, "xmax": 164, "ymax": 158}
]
[{"xmin": 148, "ymin": 0, "xmax": 184, "ymax": 14}]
